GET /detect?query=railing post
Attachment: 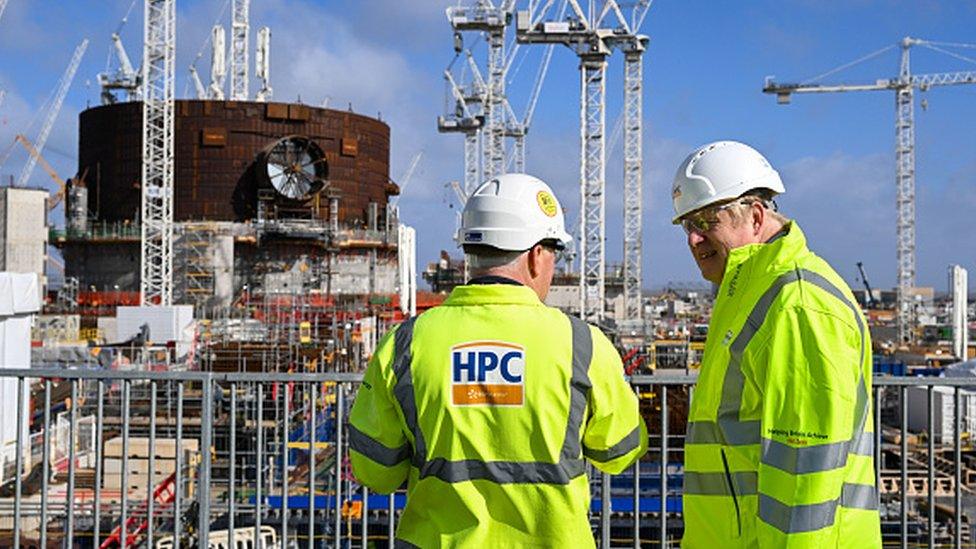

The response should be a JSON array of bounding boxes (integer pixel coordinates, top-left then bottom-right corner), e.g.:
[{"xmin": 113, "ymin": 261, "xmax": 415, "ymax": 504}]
[
  {"xmin": 660, "ymin": 384, "xmax": 669, "ymax": 548},
  {"xmin": 199, "ymin": 375, "xmax": 214, "ymax": 543}
]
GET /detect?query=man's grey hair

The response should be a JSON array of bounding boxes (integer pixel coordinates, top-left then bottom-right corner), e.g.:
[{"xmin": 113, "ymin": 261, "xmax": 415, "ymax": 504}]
[
  {"xmin": 727, "ymin": 189, "xmax": 790, "ymax": 226},
  {"xmin": 463, "ymin": 245, "xmax": 524, "ymax": 275}
]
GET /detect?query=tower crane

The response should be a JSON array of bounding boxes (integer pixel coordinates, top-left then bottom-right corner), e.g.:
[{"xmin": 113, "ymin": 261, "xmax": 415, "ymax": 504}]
[
  {"xmin": 255, "ymin": 26, "xmax": 272, "ymax": 101},
  {"xmin": 97, "ymin": 0, "xmax": 141, "ymax": 104},
  {"xmin": 140, "ymin": 0, "xmax": 176, "ymax": 307},
  {"xmin": 14, "ymin": 134, "xmax": 70, "ymax": 210},
  {"xmin": 516, "ymin": 0, "xmax": 651, "ymax": 324},
  {"xmin": 230, "ymin": 0, "xmax": 249, "ymax": 100},
  {"xmin": 446, "ymin": 1, "xmax": 515, "ymax": 181},
  {"xmin": 17, "ymin": 39, "xmax": 88, "ymax": 189},
  {"xmin": 438, "ymin": 62, "xmax": 485, "ymax": 197},
  {"xmin": 763, "ymin": 36, "xmax": 976, "ymax": 345},
  {"xmin": 209, "ymin": 25, "xmax": 227, "ymax": 99}
]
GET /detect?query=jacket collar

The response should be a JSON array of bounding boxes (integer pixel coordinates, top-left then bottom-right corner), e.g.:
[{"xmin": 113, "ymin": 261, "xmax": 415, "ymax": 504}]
[
  {"xmin": 443, "ymin": 283, "xmax": 544, "ymax": 307},
  {"xmin": 718, "ymin": 221, "xmax": 808, "ymax": 300}
]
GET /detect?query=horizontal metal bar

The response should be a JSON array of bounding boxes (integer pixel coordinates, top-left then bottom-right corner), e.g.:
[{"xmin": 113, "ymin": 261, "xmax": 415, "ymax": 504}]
[{"xmin": 6, "ymin": 368, "xmax": 973, "ymax": 387}]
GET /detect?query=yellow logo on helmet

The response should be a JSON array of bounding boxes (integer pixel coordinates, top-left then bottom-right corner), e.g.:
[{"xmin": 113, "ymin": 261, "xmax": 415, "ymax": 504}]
[{"xmin": 536, "ymin": 191, "xmax": 558, "ymax": 217}]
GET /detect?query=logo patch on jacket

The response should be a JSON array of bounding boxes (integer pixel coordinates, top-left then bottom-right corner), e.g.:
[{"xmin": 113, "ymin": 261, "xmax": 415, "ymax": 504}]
[{"xmin": 451, "ymin": 341, "xmax": 525, "ymax": 406}]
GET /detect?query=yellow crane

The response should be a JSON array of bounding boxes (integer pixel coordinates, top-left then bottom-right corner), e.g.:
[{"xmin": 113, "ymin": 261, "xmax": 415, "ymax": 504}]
[{"xmin": 14, "ymin": 133, "xmax": 77, "ymax": 211}]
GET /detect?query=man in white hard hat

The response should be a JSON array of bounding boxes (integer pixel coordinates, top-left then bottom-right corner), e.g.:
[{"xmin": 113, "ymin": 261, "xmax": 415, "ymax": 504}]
[
  {"xmin": 672, "ymin": 141, "xmax": 881, "ymax": 547},
  {"xmin": 349, "ymin": 173, "xmax": 646, "ymax": 547}
]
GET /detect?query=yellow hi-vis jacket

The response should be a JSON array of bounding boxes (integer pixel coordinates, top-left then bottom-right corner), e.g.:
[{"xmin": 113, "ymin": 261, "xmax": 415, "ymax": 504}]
[
  {"xmin": 349, "ymin": 283, "xmax": 648, "ymax": 547},
  {"xmin": 682, "ymin": 223, "xmax": 881, "ymax": 548}
]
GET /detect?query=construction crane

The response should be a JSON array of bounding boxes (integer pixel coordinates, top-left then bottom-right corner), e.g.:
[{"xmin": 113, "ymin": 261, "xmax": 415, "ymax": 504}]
[
  {"xmin": 516, "ymin": 0, "xmax": 651, "ymax": 324},
  {"xmin": 439, "ymin": 59, "xmax": 485, "ymax": 197},
  {"xmin": 255, "ymin": 26, "xmax": 272, "ymax": 101},
  {"xmin": 189, "ymin": 25, "xmax": 226, "ymax": 100},
  {"xmin": 763, "ymin": 36, "xmax": 976, "ymax": 345},
  {"xmin": 391, "ymin": 151, "xmax": 424, "ymax": 208},
  {"xmin": 17, "ymin": 39, "xmax": 88, "ymax": 189},
  {"xmin": 230, "ymin": 0, "xmax": 249, "ymax": 100},
  {"xmin": 446, "ymin": 1, "xmax": 515, "ymax": 181},
  {"xmin": 140, "ymin": 0, "xmax": 176, "ymax": 307},
  {"xmin": 97, "ymin": 0, "xmax": 141, "ymax": 104},
  {"xmin": 14, "ymin": 134, "xmax": 70, "ymax": 210},
  {"xmin": 856, "ymin": 261, "xmax": 875, "ymax": 308}
]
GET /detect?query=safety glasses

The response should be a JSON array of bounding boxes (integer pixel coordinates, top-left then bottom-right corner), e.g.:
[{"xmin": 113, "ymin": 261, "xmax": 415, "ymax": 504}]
[{"xmin": 680, "ymin": 198, "xmax": 756, "ymax": 235}]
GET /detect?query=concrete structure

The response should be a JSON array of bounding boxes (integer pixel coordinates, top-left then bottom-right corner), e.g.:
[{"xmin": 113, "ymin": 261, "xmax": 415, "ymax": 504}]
[{"xmin": 0, "ymin": 187, "xmax": 49, "ymax": 298}]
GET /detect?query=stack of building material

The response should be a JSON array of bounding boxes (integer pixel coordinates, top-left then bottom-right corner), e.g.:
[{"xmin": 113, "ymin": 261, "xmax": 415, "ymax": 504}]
[{"xmin": 102, "ymin": 436, "xmax": 199, "ymax": 495}]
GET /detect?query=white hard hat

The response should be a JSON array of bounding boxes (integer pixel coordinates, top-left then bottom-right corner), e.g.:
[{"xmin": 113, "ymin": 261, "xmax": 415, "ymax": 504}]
[
  {"xmin": 457, "ymin": 173, "xmax": 573, "ymax": 251},
  {"xmin": 671, "ymin": 140, "xmax": 785, "ymax": 223}
]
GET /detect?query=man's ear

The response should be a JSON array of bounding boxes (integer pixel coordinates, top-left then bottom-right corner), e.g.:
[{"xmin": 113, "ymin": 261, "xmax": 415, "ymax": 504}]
[
  {"xmin": 527, "ymin": 244, "xmax": 544, "ymax": 278},
  {"xmin": 752, "ymin": 202, "xmax": 765, "ymax": 235}
]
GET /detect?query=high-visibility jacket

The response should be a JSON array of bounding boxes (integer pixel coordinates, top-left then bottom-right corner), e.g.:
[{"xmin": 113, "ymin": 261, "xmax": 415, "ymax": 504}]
[
  {"xmin": 349, "ymin": 283, "xmax": 647, "ymax": 547},
  {"xmin": 682, "ymin": 223, "xmax": 881, "ymax": 548}
]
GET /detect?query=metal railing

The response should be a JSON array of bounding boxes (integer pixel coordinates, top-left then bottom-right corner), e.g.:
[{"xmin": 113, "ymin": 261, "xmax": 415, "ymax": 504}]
[{"xmin": 0, "ymin": 369, "xmax": 973, "ymax": 547}]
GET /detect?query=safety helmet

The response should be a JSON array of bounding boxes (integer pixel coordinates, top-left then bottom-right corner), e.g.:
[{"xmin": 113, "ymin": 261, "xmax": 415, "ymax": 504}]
[
  {"xmin": 457, "ymin": 173, "xmax": 573, "ymax": 251},
  {"xmin": 671, "ymin": 140, "xmax": 785, "ymax": 223}
]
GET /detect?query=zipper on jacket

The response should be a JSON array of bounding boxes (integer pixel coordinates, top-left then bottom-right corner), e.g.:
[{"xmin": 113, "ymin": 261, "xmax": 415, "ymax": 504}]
[{"xmin": 720, "ymin": 448, "xmax": 742, "ymax": 537}]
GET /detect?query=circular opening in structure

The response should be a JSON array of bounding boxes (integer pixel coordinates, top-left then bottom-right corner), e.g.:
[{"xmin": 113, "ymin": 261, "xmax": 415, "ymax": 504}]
[{"xmin": 262, "ymin": 136, "xmax": 328, "ymax": 201}]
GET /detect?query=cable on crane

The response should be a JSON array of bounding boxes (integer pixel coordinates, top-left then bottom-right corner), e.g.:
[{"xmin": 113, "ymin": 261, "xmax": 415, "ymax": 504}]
[
  {"xmin": 919, "ymin": 43, "xmax": 976, "ymax": 67},
  {"xmin": 800, "ymin": 44, "xmax": 896, "ymax": 85}
]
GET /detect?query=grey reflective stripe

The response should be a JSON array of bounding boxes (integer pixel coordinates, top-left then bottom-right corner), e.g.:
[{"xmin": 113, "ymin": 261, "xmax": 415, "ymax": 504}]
[
  {"xmin": 761, "ymin": 437, "xmax": 852, "ymax": 475},
  {"xmin": 388, "ymin": 313, "xmax": 592, "ymax": 485},
  {"xmin": 391, "ymin": 317, "xmax": 425, "ymax": 468},
  {"xmin": 850, "ymin": 429, "xmax": 874, "ymax": 456},
  {"xmin": 561, "ymin": 314, "xmax": 593, "ymax": 462},
  {"xmin": 348, "ymin": 424, "xmax": 411, "ymax": 467},
  {"xmin": 759, "ymin": 493, "xmax": 838, "ymax": 534},
  {"xmin": 420, "ymin": 457, "xmax": 586, "ymax": 484},
  {"xmin": 583, "ymin": 425, "xmax": 641, "ymax": 463},
  {"xmin": 688, "ymin": 419, "xmax": 760, "ymax": 446},
  {"xmin": 684, "ymin": 471, "xmax": 757, "ymax": 496},
  {"xmin": 759, "ymin": 482, "xmax": 879, "ymax": 534},
  {"xmin": 840, "ymin": 482, "xmax": 878, "ymax": 510}
]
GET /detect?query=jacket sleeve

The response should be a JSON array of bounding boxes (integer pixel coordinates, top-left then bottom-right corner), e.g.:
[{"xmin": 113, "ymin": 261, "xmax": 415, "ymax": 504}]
[
  {"xmin": 749, "ymin": 305, "xmax": 870, "ymax": 548},
  {"xmin": 349, "ymin": 325, "xmax": 412, "ymax": 494},
  {"xmin": 581, "ymin": 326, "xmax": 648, "ymax": 474}
]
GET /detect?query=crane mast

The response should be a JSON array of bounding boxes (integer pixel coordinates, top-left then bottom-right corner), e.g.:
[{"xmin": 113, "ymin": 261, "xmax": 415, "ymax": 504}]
[
  {"xmin": 140, "ymin": 0, "xmax": 176, "ymax": 306},
  {"xmin": 438, "ymin": 49, "xmax": 485, "ymax": 197},
  {"xmin": 255, "ymin": 26, "xmax": 272, "ymax": 101},
  {"xmin": 209, "ymin": 24, "xmax": 227, "ymax": 99},
  {"xmin": 517, "ymin": 0, "xmax": 650, "ymax": 324},
  {"xmin": 446, "ymin": 1, "xmax": 513, "ymax": 181},
  {"xmin": 230, "ymin": 0, "xmax": 249, "ymax": 101},
  {"xmin": 17, "ymin": 39, "xmax": 88, "ymax": 188},
  {"xmin": 763, "ymin": 36, "xmax": 976, "ymax": 345}
]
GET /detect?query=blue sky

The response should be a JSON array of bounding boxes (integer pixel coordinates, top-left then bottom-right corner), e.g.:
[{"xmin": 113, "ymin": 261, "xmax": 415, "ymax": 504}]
[{"xmin": 1, "ymin": 0, "xmax": 974, "ymax": 292}]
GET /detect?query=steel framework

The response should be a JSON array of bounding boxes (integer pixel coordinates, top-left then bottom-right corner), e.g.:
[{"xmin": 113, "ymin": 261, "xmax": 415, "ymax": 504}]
[
  {"xmin": 763, "ymin": 36, "xmax": 976, "ymax": 344},
  {"xmin": 517, "ymin": 0, "xmax": 650, "ymax": 323},
  {"xmin": 446, "ymin": 1, "xmax": 513, "ymax": 181},
  {"xmin": 579, "ymin": 53, "xmax": 608, "ymax": 322},
  {"xmin": 230, "ymin": 0, "xmax": 249, "ymax": 101},
  {"xmin": 439, "ymin": 53, "xmax": 485, "ymax": 196},
  {"xmin": 140, "ymin": 0, "xmax": 176, "ymax": 306}
]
